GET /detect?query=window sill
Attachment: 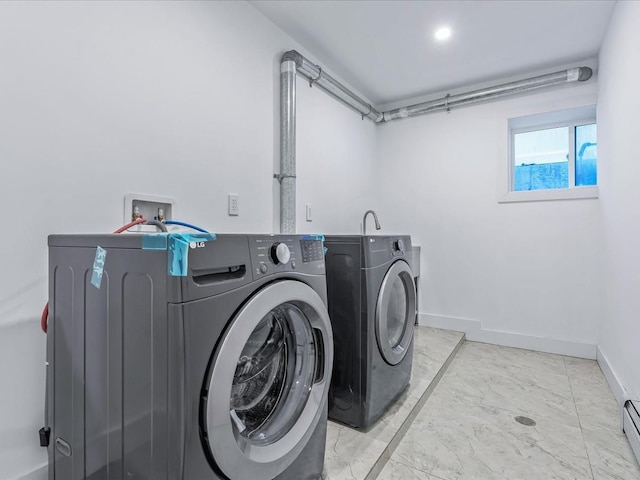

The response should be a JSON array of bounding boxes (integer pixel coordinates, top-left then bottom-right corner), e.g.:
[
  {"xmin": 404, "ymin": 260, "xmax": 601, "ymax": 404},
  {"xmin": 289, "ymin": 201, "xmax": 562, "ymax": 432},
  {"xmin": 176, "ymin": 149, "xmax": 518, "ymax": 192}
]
[{"xmin": 498, "ymin": 186, "xmax": 599, "ymax": 203}]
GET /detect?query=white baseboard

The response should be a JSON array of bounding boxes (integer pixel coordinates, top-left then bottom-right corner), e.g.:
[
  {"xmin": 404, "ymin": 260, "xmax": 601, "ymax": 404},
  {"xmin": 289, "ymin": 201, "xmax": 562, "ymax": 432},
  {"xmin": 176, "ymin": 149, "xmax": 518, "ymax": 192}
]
[
  {"xmin": 16, "ymin": 463, "xmax": 46, "ymax": 480},
  {"xmin": 418, "ymin": 313, "xmax": 481, "ymax": 333},
  {"xmin": 467, "ymin": 328, "xmax": 597, "ymax": 359},
  {"xmin": 597, "ymin": 345, "xmax": 629, "ymax": 408},
  {"xmin": 418, "ymin": 313, "xmax": 597, "ymax": 359}
]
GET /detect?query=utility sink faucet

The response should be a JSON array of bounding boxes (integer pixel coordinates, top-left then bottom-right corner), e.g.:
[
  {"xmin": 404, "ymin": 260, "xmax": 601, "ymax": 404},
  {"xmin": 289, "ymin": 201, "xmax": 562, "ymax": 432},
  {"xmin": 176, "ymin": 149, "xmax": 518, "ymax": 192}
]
[{"xmin": 363, "ymin": 210, "xmax": 381, "ymax": 235}]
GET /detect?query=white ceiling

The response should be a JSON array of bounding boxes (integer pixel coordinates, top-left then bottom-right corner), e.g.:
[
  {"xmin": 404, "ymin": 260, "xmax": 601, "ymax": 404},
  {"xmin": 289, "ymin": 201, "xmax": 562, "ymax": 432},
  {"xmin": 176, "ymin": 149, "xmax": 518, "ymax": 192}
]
[{"xmin": 250, "ymin": 0, "xmax": 616, "ymax": 106}]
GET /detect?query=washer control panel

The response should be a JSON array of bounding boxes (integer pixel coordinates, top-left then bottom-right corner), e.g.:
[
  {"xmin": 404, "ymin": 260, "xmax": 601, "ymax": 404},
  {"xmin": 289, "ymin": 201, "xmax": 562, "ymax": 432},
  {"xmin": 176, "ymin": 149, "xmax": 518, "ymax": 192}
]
[
  {"xmin": 301, "ymin": 239, "xmax": 324, "ymax": 263},
  {"xmin": 250, "ymin": 236, "xmax": 325, "ymax": 277}
]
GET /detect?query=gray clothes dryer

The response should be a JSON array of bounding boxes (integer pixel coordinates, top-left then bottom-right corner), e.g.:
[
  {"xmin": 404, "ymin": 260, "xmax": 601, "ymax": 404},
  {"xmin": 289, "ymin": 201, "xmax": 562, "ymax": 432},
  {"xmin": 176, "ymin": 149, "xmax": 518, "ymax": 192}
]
[
  {"xmin": 324, "ymin": 235, "xmax": 416, "ymax": 430},
  {"xmin": 44, "ymin": 233, "xmax": 333, "ymax": 480}
]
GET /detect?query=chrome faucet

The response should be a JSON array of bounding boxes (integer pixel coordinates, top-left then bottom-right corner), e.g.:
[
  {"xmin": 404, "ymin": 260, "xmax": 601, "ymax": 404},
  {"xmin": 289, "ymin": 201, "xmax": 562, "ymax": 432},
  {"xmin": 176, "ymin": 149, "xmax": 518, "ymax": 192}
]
[{"xmin": 363, "ymin": 210, "xmax": 381, "ymax": 235}]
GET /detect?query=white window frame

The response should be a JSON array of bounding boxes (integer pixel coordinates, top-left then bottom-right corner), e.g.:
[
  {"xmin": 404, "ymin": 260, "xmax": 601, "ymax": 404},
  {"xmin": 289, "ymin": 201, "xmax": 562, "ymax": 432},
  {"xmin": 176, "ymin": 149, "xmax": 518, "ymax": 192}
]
[{"xmin": 498, "ymin": 105, "xmax": 598, "ymax": 203}]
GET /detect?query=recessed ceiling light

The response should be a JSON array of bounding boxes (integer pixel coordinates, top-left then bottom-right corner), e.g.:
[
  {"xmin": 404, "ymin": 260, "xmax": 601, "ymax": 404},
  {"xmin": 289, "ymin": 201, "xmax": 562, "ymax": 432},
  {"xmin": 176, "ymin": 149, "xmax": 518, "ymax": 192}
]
[{"xmin": 434, "ymin": 26, "xmax": 452, "ymax": 42}]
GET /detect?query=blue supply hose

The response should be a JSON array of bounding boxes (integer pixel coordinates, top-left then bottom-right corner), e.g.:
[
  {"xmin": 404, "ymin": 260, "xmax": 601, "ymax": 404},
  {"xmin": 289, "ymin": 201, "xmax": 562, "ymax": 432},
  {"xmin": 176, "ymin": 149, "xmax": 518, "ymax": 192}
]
[{"xmin": 163, "ymin": 220, "xmax": 210, "ymax": 233}]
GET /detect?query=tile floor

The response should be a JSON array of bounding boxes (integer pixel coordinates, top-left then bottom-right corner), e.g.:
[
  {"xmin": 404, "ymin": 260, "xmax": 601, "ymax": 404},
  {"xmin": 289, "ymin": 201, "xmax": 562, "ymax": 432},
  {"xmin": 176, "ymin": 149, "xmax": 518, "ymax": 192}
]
[
  {"xmin": 22, "ymin": 328, "xmax": 639, "ymax": 480},
  {"xmin": 378, "ymin": 341, "xmax": 640, "ymax": 480}
]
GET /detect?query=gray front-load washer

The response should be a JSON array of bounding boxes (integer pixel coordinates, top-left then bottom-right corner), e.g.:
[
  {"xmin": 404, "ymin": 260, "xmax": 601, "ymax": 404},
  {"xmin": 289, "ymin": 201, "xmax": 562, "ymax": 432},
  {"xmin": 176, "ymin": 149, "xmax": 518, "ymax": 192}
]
[
  {"xmin": 324, "ymin": 235, "xmax": 416, "ymax": 430},
  {"xmin": 43, "ymin": 233, "xmax": 333, "ymax": 479}
]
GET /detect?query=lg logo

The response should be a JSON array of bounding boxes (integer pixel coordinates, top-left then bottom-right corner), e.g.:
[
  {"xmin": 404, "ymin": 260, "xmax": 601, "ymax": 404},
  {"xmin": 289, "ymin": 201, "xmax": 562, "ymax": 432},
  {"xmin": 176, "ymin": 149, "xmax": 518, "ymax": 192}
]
[{"xmin": 189, "ymin": 241, "xmax": 206, "ymax": 249}]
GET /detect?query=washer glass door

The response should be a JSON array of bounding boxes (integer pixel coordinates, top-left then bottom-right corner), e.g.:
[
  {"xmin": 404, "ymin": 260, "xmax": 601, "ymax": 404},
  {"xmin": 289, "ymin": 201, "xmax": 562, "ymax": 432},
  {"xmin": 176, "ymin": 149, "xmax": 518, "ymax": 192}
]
[
  {"xmin": 375, "ymin": 260, "xmax": 416, "ymax": 365},
  {"xmin": 231, "ymin": 302, "xmax": 315, "ymax": 444},
  {"xmin": 203, "ymin": 280, "xmax": 333, "ymax": 480}
]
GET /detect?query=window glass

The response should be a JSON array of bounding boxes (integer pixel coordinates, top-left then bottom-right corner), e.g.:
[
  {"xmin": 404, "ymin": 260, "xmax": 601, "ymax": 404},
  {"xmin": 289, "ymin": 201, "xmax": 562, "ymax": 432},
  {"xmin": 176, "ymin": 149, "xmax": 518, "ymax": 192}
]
[
  {"xmin": 575, "ymin": 124, "xmax": 597, "ymax": 186},
  {"xmin": 502, "ymin": 105, "xmax": 598, "ymax": 203},
  {"xmin": 514, "ymin": 127, "xmax": 569, "ymax": 191}
]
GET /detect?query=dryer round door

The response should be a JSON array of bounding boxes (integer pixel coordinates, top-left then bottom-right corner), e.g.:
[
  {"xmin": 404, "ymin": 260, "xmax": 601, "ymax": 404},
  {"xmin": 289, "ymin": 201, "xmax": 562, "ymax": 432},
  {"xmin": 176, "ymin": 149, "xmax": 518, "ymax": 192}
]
[
  {"xmin": 375, "ymin": 260, "xmax": 416, "ymax": 365},
  {"xmin": 203, "ymin": 280, "xmax": 333, "ymax": 480}
]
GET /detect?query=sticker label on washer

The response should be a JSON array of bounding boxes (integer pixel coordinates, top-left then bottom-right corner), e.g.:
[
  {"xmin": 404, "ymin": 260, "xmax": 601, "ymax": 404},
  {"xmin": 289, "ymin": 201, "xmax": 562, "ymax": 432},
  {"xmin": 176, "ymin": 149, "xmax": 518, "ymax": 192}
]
[{"xmin": 91, "ymin": 246, "xmax": 107, "ymax": 289}]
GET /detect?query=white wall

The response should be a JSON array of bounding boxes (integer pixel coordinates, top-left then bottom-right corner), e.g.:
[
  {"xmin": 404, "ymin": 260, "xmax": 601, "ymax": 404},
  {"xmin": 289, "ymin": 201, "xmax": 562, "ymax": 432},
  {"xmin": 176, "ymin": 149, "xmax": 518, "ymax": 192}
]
[
  {"xmin": 374, "ymin": 80, "xmax": 602, "ymax": 357},
  {"xmin": 295, "ymin": 84, "xmax": 376, "ymax": 234},
  {"xmin": 0, "ymin": 2, "xmax": 376, "ymax": 478},
  {"xmin": 597, "ymin": 0, "xmax": 640, "ymax": 403}
]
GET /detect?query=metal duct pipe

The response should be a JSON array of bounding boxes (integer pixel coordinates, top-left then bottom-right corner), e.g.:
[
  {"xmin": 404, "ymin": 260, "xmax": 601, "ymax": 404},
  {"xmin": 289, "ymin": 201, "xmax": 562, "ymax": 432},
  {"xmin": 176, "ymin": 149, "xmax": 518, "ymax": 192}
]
[
  {"xmin": 278, "ymin": 50, "xmax": 383, "ymax": 232},
  {"xmin": 380, "ymin": 67, "xmax": 593, "ymax": 122},
  {"xmin": 276, "ymin": 48, "xmax": 592, "ymax": 232},
  {"xmin": 279, "ymin": 58, "xmax": 297, "ymax": 234},
  {"xmin": 282, "ymin": 51, "xmax": 384, "ymax": 122}
]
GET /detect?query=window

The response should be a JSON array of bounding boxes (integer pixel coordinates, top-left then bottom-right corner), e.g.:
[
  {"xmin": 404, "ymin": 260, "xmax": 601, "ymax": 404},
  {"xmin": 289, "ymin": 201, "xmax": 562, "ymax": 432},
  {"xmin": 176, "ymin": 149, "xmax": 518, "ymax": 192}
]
[{"xmin": 499, "ymin": 105, "xmax": 598, "ymax": 203}]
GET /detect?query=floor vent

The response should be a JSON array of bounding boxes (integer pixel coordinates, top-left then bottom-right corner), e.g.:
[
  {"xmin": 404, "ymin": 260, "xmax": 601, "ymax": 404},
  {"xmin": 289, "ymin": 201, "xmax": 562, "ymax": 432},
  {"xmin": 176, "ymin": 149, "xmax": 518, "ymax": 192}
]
[{"xmin": 623, "ymin": 400, "xmax": 640, "ymax": 464}]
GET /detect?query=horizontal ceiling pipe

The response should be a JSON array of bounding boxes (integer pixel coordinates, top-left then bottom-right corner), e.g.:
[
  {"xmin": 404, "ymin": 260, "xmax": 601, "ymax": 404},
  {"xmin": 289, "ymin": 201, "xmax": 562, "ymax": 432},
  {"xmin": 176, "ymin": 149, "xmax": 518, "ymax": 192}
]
[
  {"xmin": 277, "ymin": 49, "xmax": 592, "ymax": 233},
  {"xmin": 381, "ymin": 67, "xmax": 593, "ymax": 121},
  {"xmin": 282, "ymin": 50, "xmax": 383, "ymax": 122}
]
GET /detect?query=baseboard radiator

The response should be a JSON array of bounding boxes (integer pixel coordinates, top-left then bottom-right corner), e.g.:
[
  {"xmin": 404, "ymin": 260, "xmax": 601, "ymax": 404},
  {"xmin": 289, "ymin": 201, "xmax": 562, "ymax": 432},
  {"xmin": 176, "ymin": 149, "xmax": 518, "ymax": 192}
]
[{"xmin": 623, "ymin": 400, "xmax": 640, "ymax": 464}]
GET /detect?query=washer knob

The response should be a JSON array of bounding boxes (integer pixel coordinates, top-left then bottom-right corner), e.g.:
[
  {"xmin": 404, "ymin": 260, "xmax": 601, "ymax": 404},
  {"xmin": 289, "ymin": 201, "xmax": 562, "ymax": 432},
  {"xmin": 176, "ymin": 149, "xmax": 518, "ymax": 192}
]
[
  {"xmin": 393, "ymin": 239, "xmax": 404, "ymax": 252},
  {"xmin": 270, "ymin": 242, "xmax": 291, "ymax": 265}
]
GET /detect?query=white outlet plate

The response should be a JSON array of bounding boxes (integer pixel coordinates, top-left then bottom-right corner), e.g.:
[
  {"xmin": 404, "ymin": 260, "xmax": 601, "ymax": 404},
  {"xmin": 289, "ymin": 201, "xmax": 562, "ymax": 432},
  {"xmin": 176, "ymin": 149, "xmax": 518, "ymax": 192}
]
[
  {"xmin": 305, "ymin": 204, "xmax": 312, "ymax": 222},
  {"xmin": 228, "ymin": 194, "xmax": 239, "ymax": 216}
]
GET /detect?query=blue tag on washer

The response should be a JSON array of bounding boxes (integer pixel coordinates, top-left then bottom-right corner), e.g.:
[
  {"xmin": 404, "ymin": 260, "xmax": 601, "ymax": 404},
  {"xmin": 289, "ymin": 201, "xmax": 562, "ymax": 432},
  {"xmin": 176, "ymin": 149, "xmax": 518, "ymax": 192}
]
[{"xmin": 91, "ymin": 246, "xmax": 107, "ymax": 289}]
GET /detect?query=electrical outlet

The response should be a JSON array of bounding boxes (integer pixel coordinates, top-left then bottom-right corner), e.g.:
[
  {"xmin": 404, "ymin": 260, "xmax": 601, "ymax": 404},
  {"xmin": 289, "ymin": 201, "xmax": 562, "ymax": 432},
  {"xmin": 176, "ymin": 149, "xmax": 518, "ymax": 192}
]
[
  {"xmin": 228, "ymin": 194, "xmax": 239, "ymax": 216},
  {"xmin": 306, "ymin": 204, "xmax": 312, "ymax": 222}
]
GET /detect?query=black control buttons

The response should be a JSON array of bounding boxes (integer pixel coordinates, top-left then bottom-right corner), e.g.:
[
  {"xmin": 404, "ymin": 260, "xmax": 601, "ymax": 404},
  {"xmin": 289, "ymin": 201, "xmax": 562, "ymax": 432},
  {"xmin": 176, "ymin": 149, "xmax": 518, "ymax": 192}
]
[{"xmin": 300, "ymin": 239, "xmax": 324, "ymax": 263}]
